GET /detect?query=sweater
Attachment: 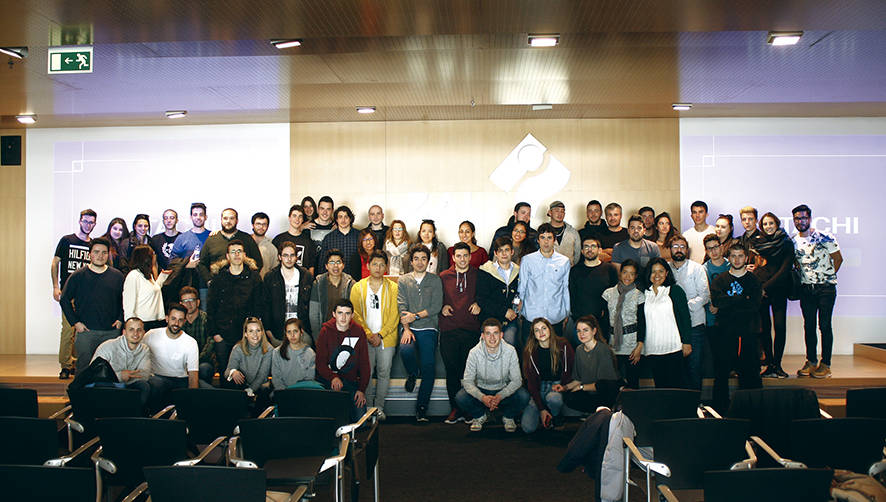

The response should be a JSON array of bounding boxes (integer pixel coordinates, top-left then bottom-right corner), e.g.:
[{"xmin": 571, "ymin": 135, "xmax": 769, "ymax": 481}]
[
  {"xmin": 60, "ymin": 266, "xmax": 125, "ymax": 330},
  {"xmin": 122, "ymin": 269, "xmax": 168, "ymax": 322},
  {"xmin": 308, "ymin": 273, "xmax": 356, "ymax": 336},
  {"xmin": 197, "ymin": 230, "xmax": 263, "ymax": 282},
  {"xmin": 573, "ymin": 341, "xmax": 620, "ymax": 384},
  {"xmin": 462, "ymin": 340, "xmax": 522, "ymax": 400},
  {"xmin": 270, "ymin": 345, "xmax": 316, "ymax": 390},
  {"xmin": 569, "ymin": 261, "xmax": 618, "ymax": 325},
  {"xmin": 711, "ymin": 271, "xmax": 763, "ymax": 333},
  {"xmin": 396, "ymin": 271, "xmax": 443, "ymax": 331},
  {"xmin": 350, "ymin": 277, "xmax": 400, "ymax": 348},
  {"xmin": 439, "ymin": 267, "xmax": 481, "ymax": 332},
  {"xmin": 91, "ymin": 335, "xmax": 151, "ymax": 382},
  {"xmin": 476, "ymin": 260, "xmax": 520, "ymax": 324},
  {"xmin": 524, "ymin": 342, "xmax": 574, "ymax": 412},
  {"xmin": 225, "ymin": 342, "xmax": 272, "ymax": 391},
  {"xmin": 315, "ymin": 318, "xmax": 371, "ymax": 392}
]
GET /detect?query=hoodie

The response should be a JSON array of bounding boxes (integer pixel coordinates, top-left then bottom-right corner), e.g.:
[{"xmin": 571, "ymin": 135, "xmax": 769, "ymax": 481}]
[
  {"xmin": 462, "ymin": 339, "xmax": 522, "ymax": 400},
  {"xmin": 315, "ymin": 318, "xmax": 371, "ymax": 392},
  {"xmin": 91, "ymin": 335, "xmax": 151, "ymax": 382}
]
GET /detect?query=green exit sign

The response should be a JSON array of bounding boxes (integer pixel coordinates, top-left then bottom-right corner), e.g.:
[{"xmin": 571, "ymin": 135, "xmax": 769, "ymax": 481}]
[{"xmin": 47, "ymin": 46, "xmax": 93, "ymax": 74}]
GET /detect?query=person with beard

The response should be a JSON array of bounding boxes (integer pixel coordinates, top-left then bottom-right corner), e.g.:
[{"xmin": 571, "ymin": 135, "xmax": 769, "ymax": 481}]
[
  {"xmin": 569, "ymin": 236, "xmax": 618, "ymax": 347},
  {"xmin": 144, "ymin": 304, "xmax": 199, "ymax": 411},
  {"xmin": 599, "ymin": 202, "xmax": 628, "ymax": 262},
  {"xmin": 667, "ymin": 234, "xmax": 710, "ymax": 390},
  {"xmin": 198, "ymin": 208, "xmax": 263, "ymax": 283},
  {"xmin": 755, "ymin": 212, "xmax": 795, "ymax": 378},
  {"xmin": 317, "ymin": 206, "xmax": 362, "ymax": 280},
  {"xmin": 639, "ymin": 206, "xmax": 656, "ymax": 240},
  {"xmin": 578, "ymin": 200, "xmax": 606, "ymax": 243},
  {"xmin": 263, "ymin": 241, "xmax": 314, "ymax": 345},
  {"xmin": 611, "ymin": 215, "xmax": 661, "ymax": 274},
  {"xmin": 250, "ymin": 212, "xmax": 278, "ymax": 279}
]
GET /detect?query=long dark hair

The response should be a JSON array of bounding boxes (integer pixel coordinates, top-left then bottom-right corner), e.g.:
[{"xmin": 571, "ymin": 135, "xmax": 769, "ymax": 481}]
[
  {"xmin": 419, "ymin": 219, "xmax": 440, "ymax": 251},
  {"xmin": 575, "ymin": 315, "xmax": 617, "ymax": 367},
  {"xmin": 301, "ymin": 196, "xmax": 317, "ymax": 220},
  {"xmin": 358, "ymin": 228, "xmax": 377, "ymax": 260},
  {"xmin": 523, "ymin": 318, "xmax": 568, "ymax": 375},
  {"xmin": 641, "ymin": 257, "xmax": 677, "ymax": 290},
  {"xmin": 459, "ymin": 220, "xmax": 477, "ymax": 245},
  {"xmin": 102, "ymin": 217, "xmax": 130, "ymax": 264},
  {"xmin": 653, "ymin": 212, "xmax": 678, "ymax": 244},
  {"xmin": 280, "ymin": 318, "xmax": 307, "ymax": 360},
  {"xmin": 128, "ymin": 244, "xmax": 155, "ymax": 280}
]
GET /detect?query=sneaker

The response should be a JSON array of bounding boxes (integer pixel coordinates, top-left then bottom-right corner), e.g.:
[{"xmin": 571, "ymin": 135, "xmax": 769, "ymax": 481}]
[
  {"xmin": 811, "ymin": 363, "xmax": 832, "ymax": 379},
  {"xmin": 470, "ymin": 413, "xmax": 488, "ymax": 432},
  {"xmin": 775, "ymin": 366, "xmax": 789, "ymax": 379},
  {"xmin": 797, "ymin": 361, "xmax": 816, "ymax": 377},
  {"xmin": 503, "ymin": 417, "xmax": 517, "ymax": 433},
  {"xmin": 377, "ymin": 409, "xmax": 387, "ymax": 421},
  {"xmin": 444, "ymin": 409, "xmax": 464, "ymax": 424},
  {"xmin": 405, "ymin": 375, "xmax": 417, "ymax": 393},
  {"xmin": 760, "ymin": 366, "xmax": 778, "ymax": 378},
  {"xmin": 416, "ymin": 405, "xmax": 429, "ymax": 423},
  {"xmin": 59, "ymin": 368, "xmax": 71, "ymax": 380}
]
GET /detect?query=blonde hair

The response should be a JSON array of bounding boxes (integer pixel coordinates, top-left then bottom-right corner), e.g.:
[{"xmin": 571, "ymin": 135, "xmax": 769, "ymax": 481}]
[{"xmin": 239, "ymin": 317, "xmax": 272, "ymax": 355}]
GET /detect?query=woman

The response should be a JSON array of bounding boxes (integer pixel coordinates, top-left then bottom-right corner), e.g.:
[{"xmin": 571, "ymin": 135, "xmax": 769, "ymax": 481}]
[
  {"xmin": 756, "ymin": 212, "xmax": 795, "ymax": 379},
  {"xmin": 521, "ymin": 318, "xmax": 574, "ymax": 433},
  {"xmin": 122, "ymin": 244, "xmax": 168, "ymax": 330},
  {"xmin": 447, "ymin": 221, "xmax": 489, "ymax": 269},
  {"xmin": 224, "ymin": 317, "xmax": 273, "ymax": 411},
  {"xmin": 563, "ymin": 315, "xmax": 621, "ymax": 412},
  {"xmin": 102, "ymin": 217, "xmax": 130, "ymax": 269},
  {"xmin": 641, "ymin": 257, "xmax": 691, "ymax": 388},
  {"xmin": 602, "ymin": 259, "xmax": 646, "ymax": 389},
  {"xmin": 653, "ymin": 212, "xmax": 679, "ymax": 261},
  {"xmin": 357, "ymin": 228, "xmax": 378, "ymax": 279},
  {"xmin": 384, "ymin": 220, "xmax": 411, "ymax": 276},
  {"xmin": 270, "ymin": 318, "xmax": 318, "ymax": 390},
  {"xmin": 301, "ymin": 196, "xmax": 318, "ymax": 231},
  {"xmin": 510, "ymin": 221, "xmax": 535, "ymax": 265},
  {"xmin": 126, "ymin": 214, "xmax": 152, "ymax": 262},
  {"xmin": 714, "ymin": 214, "xmax": 735, "ymax": 256},
  {"xmin": 406, "ymin": 219, "xmax": 448, "ymax": 274}
]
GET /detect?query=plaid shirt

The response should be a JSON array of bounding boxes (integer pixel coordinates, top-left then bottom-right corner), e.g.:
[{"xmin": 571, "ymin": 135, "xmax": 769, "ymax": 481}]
[
  {"xmin": 184, "ymin": 310, "xmax": 214, "ymax": 363},
  {"xmin": 317, "ymin": 227, "xmax": 362, "ymax": 279}
]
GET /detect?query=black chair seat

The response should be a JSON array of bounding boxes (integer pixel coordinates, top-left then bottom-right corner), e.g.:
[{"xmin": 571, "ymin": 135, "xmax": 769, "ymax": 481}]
[
  {"xmin": 704, "ymin": 468, "xmax": 833, "ymax": 502},
  {"xmin": 0, "ymin": 388, "xmax": 39, "ymax": 417},
  {"xmin": 790, "ymin": 418, "xmax": 886, "ymax": 474},
  {"xmin": 846, "ymin": 387, "xmax": 886, "ymax": 419},
  {"xmin": 652, "ymin": 418, "xmax": 751, "ymax": 490},
  {"xmin": 0, "ymin": 464, "xmax": 96, "ymax": 502},
  {"xmin": 0, "ymin": 417, "xmax": 60, "ymax": 465},
  {"xmin": 171, "ymin": 388, "xmax": 250, "ymax": 445}
]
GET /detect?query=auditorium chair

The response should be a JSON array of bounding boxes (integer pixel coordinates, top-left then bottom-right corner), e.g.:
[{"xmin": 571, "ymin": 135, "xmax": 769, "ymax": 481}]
[
  {"xmin": 0, "ymin": 387, "xmax": 39, "ymax": 417},
  {"xmin": 124, "ymin": 465, "xmax": 308, "ymax": 502},
  {"xmin": 788, "ymin": 418, "xmax": 886, "ymax": 476},
  {"xmin": 0, "ymin": 464, "xmax": 98, "ymax": 502},
  {"xmin": 846, "ymin": 387, "xmax": 886, "ymax": 419},
  {"xmin": 64, "ymin": 387, "xmax": 174, "ymax": 450},
  {"xmin": 701, "ymin": 468, "xmax": 834, "ymax": 502},
  {"xmin": 0, "ymin": 416, "xmax": 98, "ymax": 468}
]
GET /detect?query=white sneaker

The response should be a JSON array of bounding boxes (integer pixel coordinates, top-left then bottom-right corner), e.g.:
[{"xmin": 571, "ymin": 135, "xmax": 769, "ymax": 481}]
[
  {"xmin": 503, "ymin": 417, "xmax": 517, "ymax": 433},
  {"xmin": 470, "ymin": 413, "xmax": 488, "ymax": 432}
]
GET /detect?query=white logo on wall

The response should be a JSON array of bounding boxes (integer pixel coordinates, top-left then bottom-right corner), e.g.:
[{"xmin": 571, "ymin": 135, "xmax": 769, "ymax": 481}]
[{"xmin": 489, "ymin": 133, "xmax": 570, "ymax": 216}]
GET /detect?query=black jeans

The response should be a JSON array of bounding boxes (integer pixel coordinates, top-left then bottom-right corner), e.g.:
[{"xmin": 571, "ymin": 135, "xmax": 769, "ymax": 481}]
[
  {"xmin": 616, "ymin": 354, "xmax": 641, "ymax": 389},
  {"xmin": 799, "ymin": 284, "xmax": 836, "ymax": 366},
  {"xmin": 439, "ymin": 329, "xmax": 479, "ymax": 408},
  {"xmin": 759, "ymin": 292, "xmax": 788, "ymax": 367},
  {"xmin": 708, "ymin": 325, "xmax": 763, "ymax": 413},
  {"xmin": 214, "ymin": 339, "xmax": 236, "ymax": 374},
  {"xmin": 644, "ymin": 351, "xmax": 686, "ymax": 389}
]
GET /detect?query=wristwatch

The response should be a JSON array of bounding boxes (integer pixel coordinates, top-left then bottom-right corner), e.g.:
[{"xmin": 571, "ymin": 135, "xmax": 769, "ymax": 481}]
[{"xmin": 579, "ymin": 384, "xmax": 584, "ymax": 391}]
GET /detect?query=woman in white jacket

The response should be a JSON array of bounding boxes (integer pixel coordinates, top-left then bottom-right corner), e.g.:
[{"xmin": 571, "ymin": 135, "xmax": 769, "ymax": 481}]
[{"xmin": 122, "ymin": 245, "xmax": 168, "ymax": 330}]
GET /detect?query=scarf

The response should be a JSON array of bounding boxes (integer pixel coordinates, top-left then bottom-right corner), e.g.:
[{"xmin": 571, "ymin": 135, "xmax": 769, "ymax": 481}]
[
  {"xmin": 611, "ymin": 281, "xmax": 636, "ymax": 349},
  {"xmin": 755, "ymin": 228, "xmax": 790, "ymax": 258}
]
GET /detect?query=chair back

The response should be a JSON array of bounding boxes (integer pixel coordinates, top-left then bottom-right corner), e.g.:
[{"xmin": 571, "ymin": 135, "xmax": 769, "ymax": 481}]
[
  {"xmin": 95, "ymin": 417, "xmax": 189, "ymax": 486},
  {"xmin": 144, "ymin": 465, "xmax": 268, "ymax": 502},
  {"xmin": 726, "ymin": 388, "xmax": 820, "ymax": 454},
  {"xmin": 67, "ymin": 387, "xmax": 144, "ymax": 439},
  {"xmin": 171, "ymin": 388, "xmax": 250, "ymax": 443},
  {"xmin": 790, "ymin": 418, "xmax": 886, "ymax": 474},
  {"xmin": 0, "ymin": 417, "xmax": 60, "ymax": 465},
  {"xmin": 846, "ymin": 387, "xmax": 886, "ymax": 419},
  {"xmin": 704, "ymin": 468, "xmax": 833, "ymax": 502},
  {"xmin": 238, "ymin": 417, "xmax": 338, "ymax": 466},
  {"xmin": 0, "ymin": 387, "xmax": 39, "ymax": 417},
  {"xmin": 651, "ymin": 418, "xmax": 750, "ymax": 490},
  {"xmin": 0, "ymin": 464, "xmax": 96, "ymax": 502},
  {"xmin": 275, "ymin": 388, "xmax": 351, "ymax": 427},
  {"xmin": 617, "ymin": 388, "xmax": 701, "ymax": 447}
]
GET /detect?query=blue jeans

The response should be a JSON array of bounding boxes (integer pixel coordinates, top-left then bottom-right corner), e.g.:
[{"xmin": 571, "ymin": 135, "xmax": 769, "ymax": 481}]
[
  {"xmin": 125, "ymin": 379, "xmax": 151, "ymax": 407},
  {"xmin": 399, "ymin": 328, "xmax": 438, "ymax": 409},
  {"xmin": 148, "ymin": 374, "xmax": 189, "ymax": 413},
  {"xmin": 684, "ymin": 325, "xmax": 706, "ymax": 390},
  {"xmin": 455, "ymin": 387, "xmax": 530, "ymax": 420},
  {"xmin": 502, "ymin": 322, "xmax": 519, "ymax": 347},
  {"xmin": 521, "ymin": 381, "xmax": 563, "ymax": 433}
]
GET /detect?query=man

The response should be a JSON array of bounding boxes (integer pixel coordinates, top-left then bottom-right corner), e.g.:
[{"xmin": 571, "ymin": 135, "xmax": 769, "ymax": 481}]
[
  {"xmin": 518, "ymin": 223, "xmax": 571, "ymax": 344},
  {"xmin": 144, "ymin": 304, "xmax": 199, "ymax": 411},
  {"xmin": 683, "ymin": 200, "xmax": 716, "ymax": 263},
  {"xmin": 569, "ymin": 237, "xmax": 618, "ymax": 344},
  {"xmin": 792, "ymin": 204, "xmax": 842, "ymax": 379},
  {"xmin": 578, "ymin": 200, "xmax": 606, "ymax": 243},
  {"xmin": 206, "ymin": 240, "xmax": 264, "ymax": 370},
  {"xmin": 738, "ymin": 206, "xmax": 762, "ymax": 251},
  {"xmin": 455, "ymin": 318, "xmax": 530, "ymax": 433},
  {"xmin": 316, "ymin": 299, "xmax": 371, "ymax": 421},
  {"xmin": 91, "ymin": 317, "xmax": 152, "ymax": 405},
  {"xmin": 439, "ymin": 242, "xmax": 482, "ymax": 424},
  {"xmin": 477, "ymin": 237, "xmax": 520, "ymax": 346},
  {"xmin": 60, "ymin": 237, "xmax": 124, "ymax": 375},
  {"xmin": 317, "ymin": 206, "xmax": 361, "ymax": 279},
  {"xmin": 547, "ymin": 200, "xmax": 581, "ymax": 265},
  {"xmin": 702, "ymin": 233, "xmax": 730, "ymax": 385},
  {"xmin": 52, "ymin": 208, "xmax": 97, "ymax": 378},
  {"xmin": 350, "ymin": 250, "xmax": 399, "ymax": 420},
  {"xmin": 364, "ymin": 205, "xmax": 389, "ymax": 245},
  {"xmin": 264, "ymin": 241, "xmax": 313, "ymax": 344},
  {"xmin": 272, "ymin": 205, "xmax": 316, "ymax": 275},
  {"xmin": 398, "ymin": 244, "xmax": 444, "ymax": 422},
  {"xmin": 309, "ymin": 249, "xmax": 356, "ymax": 336},
  {"xmin": 150, "ymin": 209, "xmax": 180, "ymax": 270},
  {"xmin": 612, "ymin": 215, "xmax": 661, "ymax": 274},
  {"xmin": 598, "ymin": 202, "xmax": 628, "ymax": 261},
  {"xmin": 710, "ymin": 244, "xmax": 763, "ymax": 412},
  {"xmin": 310, "ymin": 196, "xmax": 336, "ymax": 254},
  {"xmin": 179, "ymin": 286, "xmax": 216, "ymax": 387},
  {"xmin": 171, "ymin": 203, "xmax": 210, "ymax": 261},
  {"xmin": 639, "ymin": 206, "xmax": 656, "ymax": 240},
  {"xmin": 668, "ymin": 234, "xmax": 710, "ymax": 390},
  {"xmin": 197, "ymin": 208, "xmax": 263, "ymax": 283},
  {"xmin": 489, "ymin": 202, "xmax": 537, "ymax": 254},
  {"xmin": 251, "ymin": 212, "xmax": 279, "ymax": 279}
]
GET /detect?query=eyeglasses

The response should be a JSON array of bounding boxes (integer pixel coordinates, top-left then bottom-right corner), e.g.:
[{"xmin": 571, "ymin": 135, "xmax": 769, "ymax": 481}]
[
  {"xmin": 670, "ymin": 244, "xmax": 687, "ymax": 249},
  {"xmin": 704, "ymin": 245, "xmax": 720, "ymax": 251},
  {"xmin": 582, "ymin": 244, "xmax": 599, "ymax": 249},
  {"xmin": 513, "ymin": 229, "xmax": 526, "ymax": 234},
  {"xmin": 229, "ymin": 249, "xmax": 243, "ymax": 255},
  {"xmin": 328, "ymin": 259, "xmax": 343, "ymax": 265},
  {"xmin": 363, "ymin": 237, "xmax": 375, "ymax": 242},
  {"xmin": 181, "ymin": 298, "xmax": 198, "ymax": 303}
]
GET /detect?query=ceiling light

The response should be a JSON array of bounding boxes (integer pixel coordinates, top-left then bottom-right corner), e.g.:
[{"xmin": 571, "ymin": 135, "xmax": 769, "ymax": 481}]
[
  {"xmin": 271, "ymin": 39, "xmax": 302, "ymax": 49},
  {"xmin": 528, "ymin": 34, "xmax": 559, "ymax": 47},
  {"xmin": 767, "ymin": 31, "xmax": 803, "ymax": 46},
  {"xmin": 356, "ymin": 106, "xmax": 376, "ymax": 114},
  {"xmin": 672, "ymin": 103, "xmax": 692, "ymax": 111},
  {"xmin": 0, "ymin": 47, "xmax": 28, "ymax": 59},
  {"xmin": 16, "ymin": 114, "xmax": 36, "ymax": 124},
  {"xmin": 165, "ymin": 110, "xmax": 187, "ymax": 119},
  {"xmin": 531, "ymin": 104, "xmax": 553, "ymax": 111}
]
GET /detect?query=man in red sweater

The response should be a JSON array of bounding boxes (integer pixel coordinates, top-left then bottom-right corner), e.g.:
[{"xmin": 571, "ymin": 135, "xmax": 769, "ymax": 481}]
[{"xmin": 316, "ymin": 298, "xmax": 371, "ymax": 419}]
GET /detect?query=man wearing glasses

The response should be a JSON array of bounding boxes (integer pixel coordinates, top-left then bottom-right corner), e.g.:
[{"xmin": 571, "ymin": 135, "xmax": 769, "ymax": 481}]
[
  {"xmin": 668, "ymin": 234, "xmax": 710, "ymax": 390},
  {"xmin": 568, "ymin": 236, "xmax": 618, "ymax": 347},
  {"xmin": 611, "ymin": 215, "xmax": 661, "ymax": 275}
]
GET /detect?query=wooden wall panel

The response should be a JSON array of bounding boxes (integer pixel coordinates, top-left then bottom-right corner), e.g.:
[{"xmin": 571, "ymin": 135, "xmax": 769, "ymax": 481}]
[{"xmin": 0, "ymin": 129, "xmax": 26, "ymax": 354}]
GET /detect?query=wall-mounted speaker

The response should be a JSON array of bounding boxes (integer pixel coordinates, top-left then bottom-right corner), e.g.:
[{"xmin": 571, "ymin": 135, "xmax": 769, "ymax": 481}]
[{"xmin": 1, "ymin": 135, "xmax": 22, "ymax": 166}]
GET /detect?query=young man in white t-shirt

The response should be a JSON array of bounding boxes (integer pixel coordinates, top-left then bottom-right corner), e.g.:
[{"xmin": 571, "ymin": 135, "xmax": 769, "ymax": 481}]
[
  {"xmin": 683, "ymin": 200, "xmax": 717, "ymax": 263},
  {"xmin": 144, "ymin": 303, "xmax": 199, "ymax": 411}
]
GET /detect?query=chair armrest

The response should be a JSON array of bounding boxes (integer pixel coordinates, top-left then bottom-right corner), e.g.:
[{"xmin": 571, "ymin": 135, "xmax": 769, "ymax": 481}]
[
  {"xmin": 227, "ymin": 436, "xmax": 241, "ymax": 464},
  {"xmin": 657, "ymin": 484, "xmax": 679, "ymax": 502},
  {"xmin": 91, "ymin": 446, "xmax": 118, "ymax": 474},
  {"xmin": 152, "ymin": 404, "xmax": 176, "ymax": 419},
  {"xmin": 320, "ymin": 433, "xmax": 351, "ymax": 473},
  {"xmin": 819, "ymin": 408, "xmax": 833, "ymax": 419},
  {"xmin": 623, "ymin": 437, "xmax": 671, "ymax": 477},
  {"xmin": 749, "ymin": 436, "xmax": 806, "ymax": 469},
  {"xmin": 175, "ymin": 436, "xmax": 227, "ymax": 466},
  {"xmin": 869, "ymin": 460, "xmax": 886, "ymax": 478},
  {"xmin": 336, "ymin": 407, "xmax": 378, "ymax": 437},
  {"xmin": 696, "ymin": 407, "xmax": 705, "ymax": 419},
  {"xmin": 65, "ymin": 416, "xmax": 85, "ymax": 434},
  {"xmin": 703, "ymin": 405, "xmax": 722, "ymax": 419},
  {"xmin": 730, "ymin": 440, "xmax": 758, "ymax": 470},
  {"xmin": 257, "ymin": 405, "xmax": 275, "ymax": 419},
  {"xmin": 49, "ymin": 405, "xmax": 72, "ymax": 420},
  {"xmin": 120, "ymin": 481, "xmax": 148, "ymax": 502},
  {"xmin": 45, "ymin": 437, "xmax": 100, "ymax": 467},
  {"xmin": 287, "ymin": 485, "xmax": 309, "ymax": 502}
]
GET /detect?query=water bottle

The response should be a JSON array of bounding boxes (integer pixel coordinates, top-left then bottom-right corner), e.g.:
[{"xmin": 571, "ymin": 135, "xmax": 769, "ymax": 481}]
[{"xmin": 192, "ymin": 244, "xmax": 201, "ymax": 260}]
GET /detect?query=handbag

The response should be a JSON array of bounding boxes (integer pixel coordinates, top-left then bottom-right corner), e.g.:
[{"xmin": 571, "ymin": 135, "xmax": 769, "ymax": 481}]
[{"xmin": 788, "ymin": 265, "xmax": 803, "ymax": 301}]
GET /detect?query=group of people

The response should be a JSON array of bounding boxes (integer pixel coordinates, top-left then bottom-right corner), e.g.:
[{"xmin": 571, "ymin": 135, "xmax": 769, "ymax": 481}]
[{"xmin": 51, "ymin": 196, "xmax": 841, "ymax": 426}]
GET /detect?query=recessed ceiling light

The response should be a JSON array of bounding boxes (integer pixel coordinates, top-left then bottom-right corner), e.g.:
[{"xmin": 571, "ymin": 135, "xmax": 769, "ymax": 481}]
[
  {"xmin": 271, "ymin": 39, "xmax": 303, "ymax": 49},
  {"xmin": 0, "ymin": 47, "xmax": 28, "ymax": 59},
  {"xmin": 767, "ymin": 31, "xmax": 803, "ymax": 46},
  {"xmin": 528, "ymin": 34, "xmax": 559, "ymax": 47},
  {"xmin": 16, "ymin": 114, "xmax": 36, "ymax": 124},
  {"xmin": 165, "ymin": 110, "xmax": 187, "ymax": 119},
  {"xmin": 672, "ymin": 103, "xmax": 692, "ymax": 111},
  {"xmin": 356, "ymin": 106, "xmax": 376, "ymax": 114},
  {"xmin": 531, "ymin": 104, "xmax": 553, "ymax": 111}
]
